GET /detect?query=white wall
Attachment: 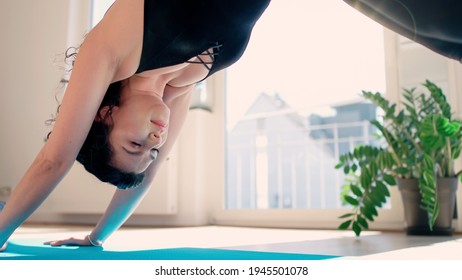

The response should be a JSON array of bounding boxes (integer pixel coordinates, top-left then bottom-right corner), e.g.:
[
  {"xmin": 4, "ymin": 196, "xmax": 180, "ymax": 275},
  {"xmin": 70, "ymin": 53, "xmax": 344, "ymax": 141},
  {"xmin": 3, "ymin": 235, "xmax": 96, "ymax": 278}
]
[{"xmin": 0, "ymin": 0, "xmax": 71, "ymax": 195}]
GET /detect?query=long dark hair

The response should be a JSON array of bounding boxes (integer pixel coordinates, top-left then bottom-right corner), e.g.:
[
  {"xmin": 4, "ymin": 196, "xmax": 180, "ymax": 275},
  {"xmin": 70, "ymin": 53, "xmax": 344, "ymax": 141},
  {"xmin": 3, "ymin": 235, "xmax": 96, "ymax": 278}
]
[{"xmin": 47, "ymin": 48, "xmax": 145, "ymax": 190}]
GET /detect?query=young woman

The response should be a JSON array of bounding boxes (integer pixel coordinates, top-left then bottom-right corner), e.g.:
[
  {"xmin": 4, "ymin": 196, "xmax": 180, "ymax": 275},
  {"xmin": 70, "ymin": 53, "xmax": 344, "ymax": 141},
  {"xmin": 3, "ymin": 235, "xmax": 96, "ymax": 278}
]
[{"xmin": 0, "ymin": 0, "xmax": 270, "ymax": 251}]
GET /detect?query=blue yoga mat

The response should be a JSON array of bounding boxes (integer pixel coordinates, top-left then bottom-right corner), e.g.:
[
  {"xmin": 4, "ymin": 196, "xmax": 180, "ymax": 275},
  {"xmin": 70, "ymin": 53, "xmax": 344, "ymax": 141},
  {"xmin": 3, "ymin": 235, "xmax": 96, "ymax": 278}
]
[{"xmin": 1, "ymin": 239, "xmax": 338, "ymax": 260}]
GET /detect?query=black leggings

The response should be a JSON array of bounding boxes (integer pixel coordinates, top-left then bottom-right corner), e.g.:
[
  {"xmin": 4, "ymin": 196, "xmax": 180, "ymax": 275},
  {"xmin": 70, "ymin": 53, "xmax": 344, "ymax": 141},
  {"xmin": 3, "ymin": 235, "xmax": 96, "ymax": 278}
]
[{"xmin": 344, "ymin": 0, "xmax": 462, "ymax": 62}]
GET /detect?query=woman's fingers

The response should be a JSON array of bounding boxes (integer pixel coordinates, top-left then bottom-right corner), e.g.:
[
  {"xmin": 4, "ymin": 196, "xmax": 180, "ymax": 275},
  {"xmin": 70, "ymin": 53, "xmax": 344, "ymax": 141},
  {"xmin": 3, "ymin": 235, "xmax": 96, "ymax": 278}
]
[{"xmin": 44, "ymin": 237, "xmax": 89, "ymax": 247}]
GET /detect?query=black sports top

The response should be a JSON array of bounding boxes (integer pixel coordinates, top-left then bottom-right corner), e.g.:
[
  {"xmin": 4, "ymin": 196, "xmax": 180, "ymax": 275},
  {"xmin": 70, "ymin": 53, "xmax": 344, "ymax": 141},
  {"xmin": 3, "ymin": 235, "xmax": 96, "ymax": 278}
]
[
  {"xmin": 135, "ymin": 0, "xmax": 271, "ymax": 80},
  {"xmin": 344, "ymin": 0, "xmax": 462, "ymax": 62}
]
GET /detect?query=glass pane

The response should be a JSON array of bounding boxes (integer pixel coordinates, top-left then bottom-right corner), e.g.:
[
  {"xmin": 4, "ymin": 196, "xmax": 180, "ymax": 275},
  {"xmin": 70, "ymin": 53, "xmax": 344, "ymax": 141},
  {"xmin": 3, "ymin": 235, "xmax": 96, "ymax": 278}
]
[{"xmin": 225, "ymin": 0, "xmax": 386, "ymax": 209}]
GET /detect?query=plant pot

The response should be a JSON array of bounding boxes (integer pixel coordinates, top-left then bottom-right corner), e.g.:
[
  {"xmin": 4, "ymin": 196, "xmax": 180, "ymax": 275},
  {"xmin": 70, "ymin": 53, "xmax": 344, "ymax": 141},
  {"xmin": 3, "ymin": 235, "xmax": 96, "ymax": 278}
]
[{"xmin": 397, "ymin": 177, "xmax": 458, "ymax": 236}]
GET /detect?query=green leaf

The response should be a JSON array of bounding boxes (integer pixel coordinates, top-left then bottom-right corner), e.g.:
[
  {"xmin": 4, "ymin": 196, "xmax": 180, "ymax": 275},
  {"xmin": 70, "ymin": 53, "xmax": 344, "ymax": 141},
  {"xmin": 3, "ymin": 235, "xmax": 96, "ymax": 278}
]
[
  {"xmin": 350, "ymin": 184, "xmax": 363, "ymax": 197},
  {"xmin": 369, "ymin": 161, "xmax": 378, "ymax": 178},
  {"xmin": 360, "ymin": 206, "xmax": 374, "ymax": 221},
  {"xmin": 394, "ymin": 167, "xmax": 409, "ymax": 175},
  {"xmin": 338, "ymin": 220, "xmax": 352, "ymax": 230},
  {"xmin": 357, "ymin": 216, "xmax": 369, "ymax": 229},
  {"xmin": 376, "ymin": 152, "xmax": 385, "ymax": 169},
  {"xmin": 364, "ymin": 199, "xmax": 379, "ymax": 216},
  {"xmin": 353, "ymin": 147, "xmax": 360, "ymax": 159},
  {"xmin": 383, "ymin": 174, "xmax": 396, "ymax": 186},
  {"xmin": 344, "ymin": 195, "xmax": 359, "ymax": 206},
  {"xmin": 352, "ymin": 222, "xmax": 362, "ymax": 236},
  {"xmin": 386, "ymin": 153, "xmax": 396, "ymax": 169},
  {"xmin": 360, "ymin": 167, "xmax": 372, "ymax": 189},
  {"xmin": 422, "ymin": 171, "xmax": 435, "ymax": 187},
  {"xmin": 423, "ymin": 154, "xmax": 434, "ymax": 169},
  {"xmin": 343, "ymin": 165, "xmax": 350, "ymax": 174},
  {"xmin": 369, "ymin": 190, "xmax": 383, "ymax": 207},
  {"xmin": 376, "ymin": 181, "xmax": 391, "ymax": 197},
  {"xmin": 351, "ymin": 163, "xmax": 358, "ymax": 172},
  {"xmin": 338, "ymin": 213, "xmax": 354, "ymax": 219}
]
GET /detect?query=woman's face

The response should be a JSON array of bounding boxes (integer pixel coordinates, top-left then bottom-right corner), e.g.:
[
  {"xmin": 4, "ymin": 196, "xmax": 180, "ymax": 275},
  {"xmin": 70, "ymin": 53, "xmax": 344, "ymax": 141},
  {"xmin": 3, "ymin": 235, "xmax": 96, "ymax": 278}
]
[{"xmin": 107, "ymin": 93, "xmax": 170, "ymax": 174}]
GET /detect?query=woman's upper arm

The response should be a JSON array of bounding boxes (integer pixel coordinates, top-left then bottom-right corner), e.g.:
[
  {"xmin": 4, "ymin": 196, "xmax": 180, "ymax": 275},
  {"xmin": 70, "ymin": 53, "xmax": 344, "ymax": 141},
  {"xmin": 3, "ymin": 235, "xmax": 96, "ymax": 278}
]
[
  {"xmin": 42, "ymin": 31, "xmax": 118, "ymax": 167},
  {"xmin": 42, "ymin": 1, "xmax": 142, "ymax": 167}
]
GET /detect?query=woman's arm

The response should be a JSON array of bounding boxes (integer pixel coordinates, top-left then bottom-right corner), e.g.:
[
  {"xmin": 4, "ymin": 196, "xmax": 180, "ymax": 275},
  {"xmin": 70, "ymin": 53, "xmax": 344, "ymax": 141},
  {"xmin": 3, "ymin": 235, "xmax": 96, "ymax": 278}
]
[
  {"xmin": 0, "ymin": 0, "xmax": 144, "ymax": 250},
  {"xmin": 0, "ymin": 33, "xmax": 118, "ymax": 249},
  {"xmin": 46, "ymin": 86, "xmax": 194, "ymax": 247}
]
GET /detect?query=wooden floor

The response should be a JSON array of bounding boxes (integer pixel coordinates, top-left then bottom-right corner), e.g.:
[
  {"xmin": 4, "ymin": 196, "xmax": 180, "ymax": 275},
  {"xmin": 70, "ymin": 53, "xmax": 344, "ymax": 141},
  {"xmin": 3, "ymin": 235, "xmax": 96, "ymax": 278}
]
[{"xmin": 10, "ymin": 224, "xmax": 462, "ymax": 259}]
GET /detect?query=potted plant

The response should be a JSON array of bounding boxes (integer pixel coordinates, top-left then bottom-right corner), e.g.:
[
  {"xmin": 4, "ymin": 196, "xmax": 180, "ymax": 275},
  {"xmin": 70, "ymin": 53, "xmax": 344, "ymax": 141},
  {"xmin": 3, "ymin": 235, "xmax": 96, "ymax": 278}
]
[{"xmin": 336, "ymin": 80, "xmax": 461, "ymax": 236}]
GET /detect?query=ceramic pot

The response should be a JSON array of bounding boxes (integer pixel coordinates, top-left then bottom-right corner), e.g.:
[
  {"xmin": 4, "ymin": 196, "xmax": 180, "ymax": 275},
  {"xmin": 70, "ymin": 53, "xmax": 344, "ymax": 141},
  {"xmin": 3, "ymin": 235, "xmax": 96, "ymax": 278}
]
[{"xmin": 397, "ymin": 177, "xmax": 457, "ymax": 236}]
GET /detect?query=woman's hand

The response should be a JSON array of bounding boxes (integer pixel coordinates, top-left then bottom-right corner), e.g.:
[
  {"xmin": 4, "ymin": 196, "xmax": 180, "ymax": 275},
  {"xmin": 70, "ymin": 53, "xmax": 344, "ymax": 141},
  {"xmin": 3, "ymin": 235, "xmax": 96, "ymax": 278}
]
[
  {"xmin": 44, "ymin": 235, "xmax": 93, "ymax": 247},
  {"xmin": 0, "ymin": 241, "xmax": 7, "ymax": 252}
]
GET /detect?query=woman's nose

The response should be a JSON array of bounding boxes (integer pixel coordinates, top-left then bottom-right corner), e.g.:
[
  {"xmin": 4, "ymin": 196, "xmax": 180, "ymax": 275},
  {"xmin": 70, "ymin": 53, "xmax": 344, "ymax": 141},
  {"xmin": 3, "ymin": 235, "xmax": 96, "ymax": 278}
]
[{"xmin": 148, "ymin": 132, "xmax": 162, "ymax": 146}]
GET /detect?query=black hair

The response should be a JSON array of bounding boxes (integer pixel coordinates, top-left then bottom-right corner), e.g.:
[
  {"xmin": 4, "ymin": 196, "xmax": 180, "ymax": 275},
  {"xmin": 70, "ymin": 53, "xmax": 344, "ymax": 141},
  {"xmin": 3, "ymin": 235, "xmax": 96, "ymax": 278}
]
[
  {"xmin": 47, "ymin": 49, "xmax": 145, "ymax": 190},
  {"xmin": 75, "ymin": 81, "xmax": 146, "ymax": 189}
]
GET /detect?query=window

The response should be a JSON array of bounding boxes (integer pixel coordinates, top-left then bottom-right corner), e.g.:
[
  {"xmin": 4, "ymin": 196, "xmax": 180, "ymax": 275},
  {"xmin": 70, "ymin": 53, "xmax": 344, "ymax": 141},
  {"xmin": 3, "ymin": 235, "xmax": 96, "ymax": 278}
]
[
  {"xmin": 225, "ymin": 0, "xmax": 387, "ymax": 210},
  {"xmin": 212, "ymin": 0, "xmax": 460, "ymax": 231}
]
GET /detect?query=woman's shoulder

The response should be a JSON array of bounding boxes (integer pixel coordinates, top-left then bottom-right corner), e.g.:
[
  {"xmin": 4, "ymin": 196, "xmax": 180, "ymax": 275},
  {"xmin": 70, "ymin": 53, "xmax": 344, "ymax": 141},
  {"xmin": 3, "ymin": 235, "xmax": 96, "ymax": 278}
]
[{"xmin": 90, "ymin": 0, "xmax": 145, "ymax": 81}]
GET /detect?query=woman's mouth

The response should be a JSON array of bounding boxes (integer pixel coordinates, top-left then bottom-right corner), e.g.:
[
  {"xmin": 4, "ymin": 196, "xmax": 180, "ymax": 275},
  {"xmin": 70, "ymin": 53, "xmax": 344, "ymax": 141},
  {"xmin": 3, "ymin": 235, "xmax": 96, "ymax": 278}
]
[{"xmin": 151, "ymin": 120, "xmax": 168, "ymax": 129}]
